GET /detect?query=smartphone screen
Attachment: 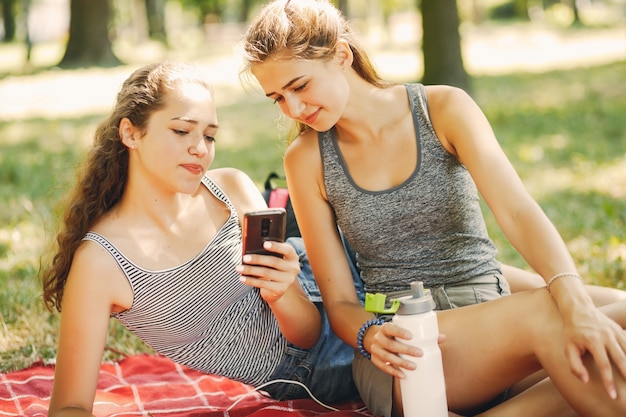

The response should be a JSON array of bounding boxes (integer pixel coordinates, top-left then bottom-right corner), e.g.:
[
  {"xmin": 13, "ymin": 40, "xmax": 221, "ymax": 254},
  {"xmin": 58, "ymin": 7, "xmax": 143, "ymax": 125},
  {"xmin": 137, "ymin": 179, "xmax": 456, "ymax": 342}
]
[{"xmin": 242, "ymin": 208, "xmax": 287, "ymax": 258}]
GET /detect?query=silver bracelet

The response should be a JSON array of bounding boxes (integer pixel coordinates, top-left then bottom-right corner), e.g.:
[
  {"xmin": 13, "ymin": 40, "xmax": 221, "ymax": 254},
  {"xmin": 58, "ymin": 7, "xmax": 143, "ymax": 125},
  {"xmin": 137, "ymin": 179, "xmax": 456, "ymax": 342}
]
[{"xmin": 546, "ymin": 272, "xmax": 583, "ymax": 292}]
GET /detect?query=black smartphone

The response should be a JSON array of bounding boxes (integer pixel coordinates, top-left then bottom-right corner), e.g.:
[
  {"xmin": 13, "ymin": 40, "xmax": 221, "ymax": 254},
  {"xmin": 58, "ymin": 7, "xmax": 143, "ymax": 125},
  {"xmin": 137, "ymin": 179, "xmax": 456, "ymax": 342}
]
[{"xmin": 242, "ymin": 208, "xmax": 287, "ymax": 258}]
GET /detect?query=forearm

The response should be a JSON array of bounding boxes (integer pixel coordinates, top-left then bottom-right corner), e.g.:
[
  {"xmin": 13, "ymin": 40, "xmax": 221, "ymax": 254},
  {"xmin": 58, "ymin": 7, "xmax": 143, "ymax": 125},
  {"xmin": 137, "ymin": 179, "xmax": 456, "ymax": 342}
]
[
  {"xmin": 326, "ymin": 299, "xmax": 377, "ymax": 350},
  {"xmin": 502, "ymin": 201, "xmax": 595, "ymax": 314},
  {"xmin": 268, "ymin": 285, "xmax": 322, "ymax": 348}
]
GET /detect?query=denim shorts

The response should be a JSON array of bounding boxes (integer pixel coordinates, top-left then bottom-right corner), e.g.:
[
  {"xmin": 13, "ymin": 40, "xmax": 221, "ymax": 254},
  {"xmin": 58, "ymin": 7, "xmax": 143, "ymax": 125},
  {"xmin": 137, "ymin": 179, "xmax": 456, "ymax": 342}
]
[
  {"xmin": 352, "ymin": 274, "xmax": 511, "ymax": 417},
  {"xmin": 262, "ymin": 237, "xmax": 364, "ymax": 404}
]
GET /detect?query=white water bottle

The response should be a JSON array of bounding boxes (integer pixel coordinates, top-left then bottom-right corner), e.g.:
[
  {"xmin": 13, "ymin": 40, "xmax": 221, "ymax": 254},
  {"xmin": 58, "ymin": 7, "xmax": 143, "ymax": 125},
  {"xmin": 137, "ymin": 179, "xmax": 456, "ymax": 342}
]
[{"xmin": 392, "ymin": 281, "xmax": 448, "ymax": 417}]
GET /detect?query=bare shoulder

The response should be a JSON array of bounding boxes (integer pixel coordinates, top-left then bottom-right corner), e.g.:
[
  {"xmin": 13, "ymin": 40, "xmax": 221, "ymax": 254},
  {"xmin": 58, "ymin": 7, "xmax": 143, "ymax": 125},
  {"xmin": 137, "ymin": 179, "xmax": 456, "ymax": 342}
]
[
  {"xmin": 205, "ymin": 168, "xmax": 266, "ymax": 215},
  {"xmin": 422, "ymin": 85, "xmax": 485, "ymax": 154},
  {"xmin": 284, "ymin": 129, "xmax": 322, "ymax": 169},
  {"xmin": 284, "ymin": 129, "xmax": 327, "ymax": 202},
  {"xmin": 207, "ymin": 167, "xmax": 253, "ymax": 189},
  {"xmin": 423, "ymin": 84, "xmax": 473, "ymax": 113},
  {"xmin": 72, "ymin": 238, "xmax": 121, "ymax": 278},
  {"xmin": 66, "ymin": 239, "xmax": 133, "ymax": 312}
]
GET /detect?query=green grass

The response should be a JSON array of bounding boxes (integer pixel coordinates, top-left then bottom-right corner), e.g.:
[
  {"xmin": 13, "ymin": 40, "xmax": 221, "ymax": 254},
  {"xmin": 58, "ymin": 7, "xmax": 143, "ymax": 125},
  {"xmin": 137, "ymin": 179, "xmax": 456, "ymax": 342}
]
[
  {"xmin": 472, "ymin": 61, "xmax": 626, "ymax": 288},
  {"xmin": 0, "ymin": 91, "xmax": 287, "ymax": 372},
  {"xmin": 1, "ymin": 60, "xmax": 625, "ymax": 372}
]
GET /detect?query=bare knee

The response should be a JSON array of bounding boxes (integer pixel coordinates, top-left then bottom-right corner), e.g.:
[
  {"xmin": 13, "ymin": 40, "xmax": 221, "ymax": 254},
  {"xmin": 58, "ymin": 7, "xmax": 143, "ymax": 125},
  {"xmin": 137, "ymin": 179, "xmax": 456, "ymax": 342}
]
[
  {"xmin": 575, "ymin": 353, "xmax": 626, "ymax": 417},
  {"xmin": 520, "ymin": 288, "xmax": 562, "ymax": 343}
]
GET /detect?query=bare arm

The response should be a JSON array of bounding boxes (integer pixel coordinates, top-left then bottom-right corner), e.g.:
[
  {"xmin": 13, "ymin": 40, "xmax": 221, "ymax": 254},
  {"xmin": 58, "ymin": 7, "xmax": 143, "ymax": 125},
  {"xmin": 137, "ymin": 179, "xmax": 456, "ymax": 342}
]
[
  {"xmin": 238, "ymin": 240, "xmax": 323, "ymax": 348},
  {"xmin": 501, "ymin": 263, "xmax": 626, "ymax": 307},
  {"xmin": 284, "ymin": 132, "xmax": 376, "ymax": 351},
  {"xmin": 212, "ymin": 167, "xmax": 322, "ymax": 348},
  {"xmin": 48, "ymin": 243, "xmax": 130, "ymax": 417},
  {"xmin": 426, "ymin": 84, "xmax": 626, "ymax": 398}
]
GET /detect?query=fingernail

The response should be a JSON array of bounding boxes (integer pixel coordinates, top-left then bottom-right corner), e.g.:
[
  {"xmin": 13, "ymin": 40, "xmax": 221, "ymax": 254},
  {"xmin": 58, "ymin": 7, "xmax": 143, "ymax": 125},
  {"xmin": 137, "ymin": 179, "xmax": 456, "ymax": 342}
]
[
  {"xmin": 242, "ymin": 255, "xmax": 252, "ymax": 263},
  {"xmin": 239, "ymin": 275, "xmax": 246, "ymax": 283}
]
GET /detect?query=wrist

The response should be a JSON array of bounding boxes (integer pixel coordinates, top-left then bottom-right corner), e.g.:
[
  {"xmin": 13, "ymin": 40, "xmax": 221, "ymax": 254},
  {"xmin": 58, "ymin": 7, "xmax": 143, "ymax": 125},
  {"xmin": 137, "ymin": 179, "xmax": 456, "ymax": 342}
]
[
  {"xmin": 546, "ymin": 272, "xmax": 583, "ymax": 293},
  {"xmin": 546, "ymin": 272, "xmax": 594, "ymax": 314},
  {"xmin": 357, "ymin": 318, "xmax": 384, "ymax": 360}
]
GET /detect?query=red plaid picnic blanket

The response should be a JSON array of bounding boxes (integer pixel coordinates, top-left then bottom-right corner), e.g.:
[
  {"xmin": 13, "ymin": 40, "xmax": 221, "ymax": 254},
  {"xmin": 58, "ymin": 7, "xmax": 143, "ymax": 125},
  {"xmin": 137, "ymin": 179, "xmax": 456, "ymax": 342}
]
[{"xmin": 0, "ymin": 354, "xmax": 372, "ymax": 417}]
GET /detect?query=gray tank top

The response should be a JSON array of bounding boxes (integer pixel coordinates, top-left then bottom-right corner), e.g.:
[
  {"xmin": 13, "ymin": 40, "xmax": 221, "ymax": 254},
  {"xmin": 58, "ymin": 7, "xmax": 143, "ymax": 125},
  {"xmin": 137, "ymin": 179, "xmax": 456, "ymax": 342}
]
[
  {"xmin": 320, "ymin": 83, "xmax": 500, "ymax": 293},
  {"xmin": 83, "ymin": 175, "xmax": 286, "ymax": 386}
]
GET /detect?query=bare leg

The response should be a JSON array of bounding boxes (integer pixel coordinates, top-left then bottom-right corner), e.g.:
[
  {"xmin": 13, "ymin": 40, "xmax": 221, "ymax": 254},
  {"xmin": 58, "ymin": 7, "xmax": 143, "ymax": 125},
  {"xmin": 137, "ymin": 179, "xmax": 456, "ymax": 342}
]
[
  {"xmin": 478, "ymin": 357, "xmax": 626, "ymax": 417},
  {"xmin": 584, "ymin": 284, "xmax": 626, "ymax": 307},
  {"xmin": 502, "ymin": 263, "xmax": 626, "ymax": 307},
  {"xmin": 537, "ymin": 300, "xmax": 626, "ymax": 416},
  {"xmin": 501, "ymin": 264, "xmax": 545, "ymax": 292},
  {"xmin": 500, "ymin": 263, "xmax": 626, "ymax": 414},
  {"xmin": 478, "ymin": 377, "xmax": 578, "ymax": 417},
  {"xmin": 425, "ymin": 289, "xmax": 626, "ymax": 417}
]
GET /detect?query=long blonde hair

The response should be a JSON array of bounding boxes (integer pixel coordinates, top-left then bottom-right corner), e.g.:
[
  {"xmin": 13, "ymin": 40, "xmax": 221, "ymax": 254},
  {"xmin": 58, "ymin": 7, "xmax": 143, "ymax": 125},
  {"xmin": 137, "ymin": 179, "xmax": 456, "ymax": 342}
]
[{"xmin": 240, "ymin": 0, "xmax": 393, "ymax": 142}]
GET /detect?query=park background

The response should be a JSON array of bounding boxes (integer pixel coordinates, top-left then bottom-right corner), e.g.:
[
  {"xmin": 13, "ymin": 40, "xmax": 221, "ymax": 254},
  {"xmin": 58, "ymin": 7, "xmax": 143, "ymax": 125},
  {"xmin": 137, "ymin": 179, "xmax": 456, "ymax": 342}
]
[{"xmin": 1, "ymin": 0, "xmax": 625, "ymax": 372}]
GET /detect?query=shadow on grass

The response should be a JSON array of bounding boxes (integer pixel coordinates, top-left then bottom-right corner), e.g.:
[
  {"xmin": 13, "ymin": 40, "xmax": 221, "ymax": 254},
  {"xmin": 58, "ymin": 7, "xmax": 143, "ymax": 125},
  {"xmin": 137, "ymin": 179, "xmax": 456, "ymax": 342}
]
[{"xmin": 476, "ymin": 60, "xmax": 626, "ymax": 170}]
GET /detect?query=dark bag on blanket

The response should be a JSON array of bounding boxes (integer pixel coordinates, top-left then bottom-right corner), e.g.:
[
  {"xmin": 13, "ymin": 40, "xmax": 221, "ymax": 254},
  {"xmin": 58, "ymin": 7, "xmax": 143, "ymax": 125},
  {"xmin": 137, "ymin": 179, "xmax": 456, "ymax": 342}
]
[{"xmin": 262, "ymin": 172, "xmax": 301, "ymax": 238}]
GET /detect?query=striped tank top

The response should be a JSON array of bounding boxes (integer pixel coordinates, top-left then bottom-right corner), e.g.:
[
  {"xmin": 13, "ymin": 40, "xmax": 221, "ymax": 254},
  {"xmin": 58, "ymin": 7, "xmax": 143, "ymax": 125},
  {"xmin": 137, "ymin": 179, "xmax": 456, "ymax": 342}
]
[
  {"xmin": 320, "ymin": 83, "xmax": 500, "ymax": 293},
  {"xmin": 83, "ymin": 175, "xmax": 286, "ymax": 385}
]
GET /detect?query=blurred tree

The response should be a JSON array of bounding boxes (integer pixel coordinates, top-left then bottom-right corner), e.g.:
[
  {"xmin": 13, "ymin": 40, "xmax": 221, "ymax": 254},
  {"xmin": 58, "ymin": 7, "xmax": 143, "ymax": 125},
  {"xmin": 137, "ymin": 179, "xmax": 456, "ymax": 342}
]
[
  {"xmin": 468, "ymin": 0, "xmax": 486, "ymax": 23},
  {"xmin": 570, "ymin": 0, "xmax": 581, "ymax": 25},
  {"xmin": 336, "ymin": 0, "xmax": 348, "ymax": 16},
  {"xmin": 23, "ymin": 0, "xmax": 30, "ymax": 62},
  {"xmin": 490, "ymin": 0, "xmax": 583, "ymax": 24},
  {"xmin": 59, "ymin": 0, "xmax": 121, "ymax": 68},
  {"xmin": 489, "ymin": 0, "xmax": 529, "ymax": 19},
  {"xmin": 238, "ymin": 0, "xmax": 252, "ymax": 22},
  {"xmin": 178, "ymin": 0, "xmax": 274, "ymax": 27},
  {"xmin": 145, "ymin": 0, "xmax": 167, "ymax": 42},
  {"xmin": 1, "ymin": 0, "xmax": 17, "ymax": 41},
  {"xmin": 420, "ymin": 0, "xmax": 470, "ymax": 92},
  {"xmin": 378, "ymin": 0, "xmax": 406, "ymax": 23},
  {"xmin": 179, "ymin": 0, "xmax": 225, "ymax": 24},
  {"xmin": 515, "ymin": 0, "xmax": 529, "ymax": 19}
]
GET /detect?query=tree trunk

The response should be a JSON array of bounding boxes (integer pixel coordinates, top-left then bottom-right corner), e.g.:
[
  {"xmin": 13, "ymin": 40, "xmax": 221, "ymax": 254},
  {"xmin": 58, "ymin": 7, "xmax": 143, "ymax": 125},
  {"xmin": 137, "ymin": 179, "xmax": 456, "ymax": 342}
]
[
  {"xmin": 238, "ymin": 0, "xmax": 252, "ymax": 22},
  {"xmin": 59, "ymin": 0, "xmax": 121, "ymax": 68},
  {"xmin": 420, "ymin": 0, "xmax": 470, "ymax": 93},
  {"xmin": 145, "ymin": 0, "xmax": 167, "ymax": 43},
  {"xmin": 2, "ymin": 0, "xmax": 17, "ymax": 42},
  {"xmin": 515, "ymin": 0, "xmax": 529, "ymax": 19},
  {"xmin": 337, "ymin": 0, "xmax": 348, "ymax": 17},
  {"xmin": 571, "ymin": 0, "xmax": 581, "ymax": 25}
]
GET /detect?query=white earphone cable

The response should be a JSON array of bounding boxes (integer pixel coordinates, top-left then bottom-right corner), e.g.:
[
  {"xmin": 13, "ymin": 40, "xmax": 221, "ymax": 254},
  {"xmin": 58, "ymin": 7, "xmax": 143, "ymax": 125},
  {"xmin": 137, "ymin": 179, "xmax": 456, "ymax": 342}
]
[{"xmin": 226, "ymin": 378, "xmax": 368, "ymax": 413}]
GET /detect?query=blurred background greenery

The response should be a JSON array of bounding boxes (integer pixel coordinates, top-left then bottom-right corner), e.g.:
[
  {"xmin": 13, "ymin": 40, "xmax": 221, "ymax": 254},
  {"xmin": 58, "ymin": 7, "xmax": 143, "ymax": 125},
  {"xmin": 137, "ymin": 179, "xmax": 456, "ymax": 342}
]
[{"xmin": 0, "ymin": 0, "xmax": 625, "ymax": 372}]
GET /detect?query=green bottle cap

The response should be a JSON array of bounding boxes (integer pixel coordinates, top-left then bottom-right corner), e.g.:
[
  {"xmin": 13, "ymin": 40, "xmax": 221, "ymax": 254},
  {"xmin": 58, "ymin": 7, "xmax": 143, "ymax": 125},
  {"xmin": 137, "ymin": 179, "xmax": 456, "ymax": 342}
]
[{"xmin": 364, "ymin": 292, "xmax": 401, "ymax": 314}]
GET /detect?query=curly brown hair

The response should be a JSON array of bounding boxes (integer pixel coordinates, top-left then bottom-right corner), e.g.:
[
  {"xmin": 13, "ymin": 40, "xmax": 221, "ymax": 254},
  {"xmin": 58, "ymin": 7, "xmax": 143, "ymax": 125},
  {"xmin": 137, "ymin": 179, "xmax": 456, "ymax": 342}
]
[
  {"xmin": 239, "ymin": 0, "xmax": 394, "ymax": 142},
  {"xmin": 41, "ymin": 62, "xmax": 212, "ymax": 312}
]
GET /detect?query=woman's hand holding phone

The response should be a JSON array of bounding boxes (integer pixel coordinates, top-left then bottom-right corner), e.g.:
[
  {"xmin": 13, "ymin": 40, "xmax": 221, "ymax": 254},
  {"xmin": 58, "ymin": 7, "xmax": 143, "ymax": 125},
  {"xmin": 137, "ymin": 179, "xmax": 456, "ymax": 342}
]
[
  {"xmin": 238, "ymin": 209, "xmax": 301, "ymax": 302},
  {"xmin": 238, "ymin": 240, "xmax": 302, "ymax": 303}
]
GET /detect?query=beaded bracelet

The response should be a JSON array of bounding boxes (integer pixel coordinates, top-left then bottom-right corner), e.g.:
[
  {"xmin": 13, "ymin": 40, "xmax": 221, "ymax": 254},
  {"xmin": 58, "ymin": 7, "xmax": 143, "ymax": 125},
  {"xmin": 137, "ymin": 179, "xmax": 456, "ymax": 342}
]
[
  {"xmin": 547, "ymin": 272, "xmax": 583, "ymax": 292},
  {"xmin": 357, "ymin": 318, "xmax": 385, "ymax": 360}
]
